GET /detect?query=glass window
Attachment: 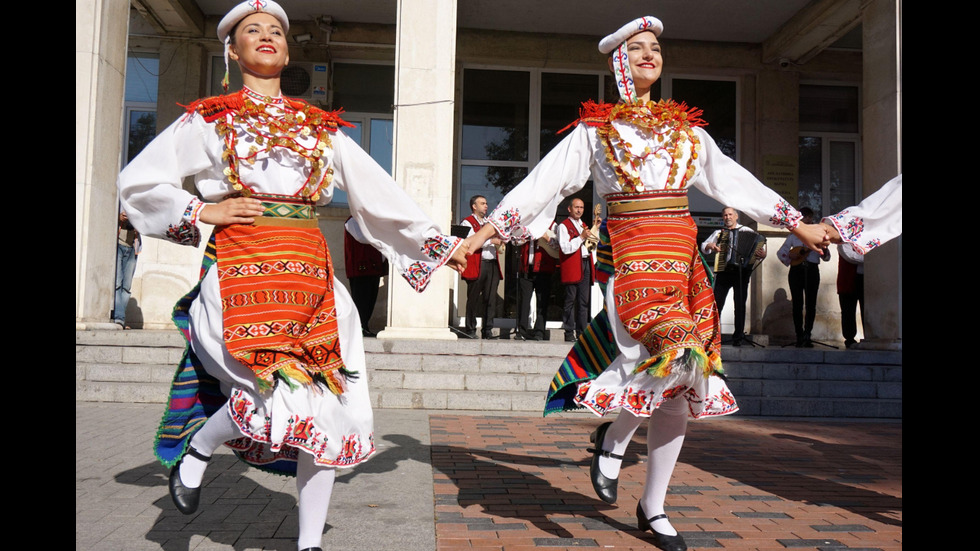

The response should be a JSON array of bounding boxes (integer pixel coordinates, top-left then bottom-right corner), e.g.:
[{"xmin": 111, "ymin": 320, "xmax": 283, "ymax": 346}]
[
  {"xmin": 123, "ymin": 54, "xmax": 159, "ymax": 164},
  {"xmin": 461, "ymin": 69, "xmax": 530, "ymax": 161},
  {"xmin": 798, "ymin": 84, "xmax": 860, "ymax": 217},
  {"xmin": 798, "ymin": 136, "xmax": 823, "ymax": 214},
  {"xmin": 126, "ymin": 110, "xmax": 158, "ymax": 164},
  {"xmin": 126, "ymin": 56, "xmax": 158, "ymax": 104},
  {"xmin": 800, "ymin": 84, "xmax": 859, "ymax": 133},
  {"xmin": 671, "ymin": 78, "xmax": 737, "ymax": 158},
  {"xmin": 333, "ymin": 63, "xmax": 394, "ymax": 113},
  {"xmin": 540, "ymin": 73, "xmax": 597, "ymax": 155}
]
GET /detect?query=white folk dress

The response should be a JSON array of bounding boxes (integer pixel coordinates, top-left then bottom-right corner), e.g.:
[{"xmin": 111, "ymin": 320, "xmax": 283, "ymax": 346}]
[
  {"xmin": 119, "ymin": 88, "xmax": 461, "ymax": 469},
  {"xmin": 489, "ymin": 102, "xmax": 805, "ymax": 420}
]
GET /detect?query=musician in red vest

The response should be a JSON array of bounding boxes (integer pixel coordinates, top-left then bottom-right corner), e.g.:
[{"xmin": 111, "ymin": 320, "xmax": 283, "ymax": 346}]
[
  {"xmin": 461, "ymin": 195, "xmax": 503, "ymax": 338},
  {"xmin": 558, "ymin": 198, "xmax": 596, "ymax": 342},
  {"xmin": 515, "ymin": 221, "xmax": 558, "ymax": 341},
  {"xmin": 701, "ymin": 206, "xmax": 766, "ymax": 346}
]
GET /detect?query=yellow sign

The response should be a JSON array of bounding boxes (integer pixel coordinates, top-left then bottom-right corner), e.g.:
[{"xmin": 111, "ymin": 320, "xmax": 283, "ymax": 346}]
[{"xmin": 763, "ymin": 155, "xmax": 798, "ymax": 205}]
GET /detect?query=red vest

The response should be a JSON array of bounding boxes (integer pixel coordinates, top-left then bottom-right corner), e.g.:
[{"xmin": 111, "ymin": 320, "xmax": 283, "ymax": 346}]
[
  {"xmin": 558, "ymin": 218, "xmax": 595, "ymax": 284},
  {"xmin": 518, "ymin": 239, "xmax": 557, "ymax": 274},
  {"xmin": 460, "ymin": 215, "xmax": 502, "ymax": 281}
]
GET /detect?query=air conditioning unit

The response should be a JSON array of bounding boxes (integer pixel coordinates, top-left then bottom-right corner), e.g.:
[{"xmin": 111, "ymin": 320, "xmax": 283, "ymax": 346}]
[{"xmin": 280, "ymin": 61, "xmax": 330, "ymax": 102}]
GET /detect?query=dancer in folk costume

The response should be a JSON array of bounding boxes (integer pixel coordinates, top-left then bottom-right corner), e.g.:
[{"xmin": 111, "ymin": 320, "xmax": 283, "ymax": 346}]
[
  {"xmin": 117, "ymin": 2, "xmax": 466, "ymax": 549},
  {"xmin": 462, "ymin": 16, "xmax": 901, "ymax": 551}
]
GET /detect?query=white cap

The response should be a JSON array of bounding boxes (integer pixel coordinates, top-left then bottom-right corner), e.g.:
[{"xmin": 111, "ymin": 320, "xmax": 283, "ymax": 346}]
[
  {"xmin": 598, "ymin": 16, "xmax": 663, "ymax": 54},
  {"xmin": 217, "ymin": 0, "xmax": 289, "ymax": 43}
]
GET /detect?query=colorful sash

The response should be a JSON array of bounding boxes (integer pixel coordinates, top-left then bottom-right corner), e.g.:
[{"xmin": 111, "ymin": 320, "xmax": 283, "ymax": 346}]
[
  {"xmin": 606, "ymin": 189, "xmax": 721, "ymax": 377},
  {"xmin": 214, "ymin": 194, "xmax": 348, "ymax": 393}
]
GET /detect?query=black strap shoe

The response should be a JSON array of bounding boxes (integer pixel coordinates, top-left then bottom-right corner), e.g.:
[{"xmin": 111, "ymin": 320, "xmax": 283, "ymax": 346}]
[
  {"xmin": 586, "ymin": 422, "xmax": 623, "ymax": 504},
  {"xmin": 637, "ymin": 502, "xmax": 687, "ymax": 551},
  {"xmin": 169, "ymin": 446, "xmax": 211, "ymax": 515}
]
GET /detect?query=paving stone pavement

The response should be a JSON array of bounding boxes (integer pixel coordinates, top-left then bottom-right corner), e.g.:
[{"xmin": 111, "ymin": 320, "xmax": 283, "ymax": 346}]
[{"xmin": 76, "ymin": 403, "xmax": 901, "ymax": 550}]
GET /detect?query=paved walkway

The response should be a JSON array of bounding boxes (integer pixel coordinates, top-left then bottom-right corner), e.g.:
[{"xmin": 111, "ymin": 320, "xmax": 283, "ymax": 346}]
[{"xmin": 76, "ymin": 403, "xmax": 901, "ymax": 550}]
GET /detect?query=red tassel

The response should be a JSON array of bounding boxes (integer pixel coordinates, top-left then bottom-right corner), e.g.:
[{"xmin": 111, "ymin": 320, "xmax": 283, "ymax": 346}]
[{"xmin": 557, "ymin": 100, "xmax": 615, "ymax": 134}]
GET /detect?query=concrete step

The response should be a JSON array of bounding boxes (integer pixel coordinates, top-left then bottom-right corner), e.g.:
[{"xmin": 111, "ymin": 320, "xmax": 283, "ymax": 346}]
[{"xmin": 75, "ymin": 330, "xmax": 902, "ymax": 418}]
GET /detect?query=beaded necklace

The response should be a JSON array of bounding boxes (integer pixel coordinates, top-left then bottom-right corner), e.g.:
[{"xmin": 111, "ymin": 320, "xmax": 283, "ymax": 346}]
[
  {"xmin": 215, "ymin": 86, "xmax": 334, "ymax": 201},
  {"xmin": 596, "ymin": 99, "xmax": 705, "ymax": 193}
]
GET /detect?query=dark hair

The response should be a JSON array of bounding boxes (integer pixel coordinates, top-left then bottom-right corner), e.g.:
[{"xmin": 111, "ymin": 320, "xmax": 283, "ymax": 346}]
[
  {"xmin": 799, "ymin": 207, "xmax": 814, "ymax": 218},
  {"xmin": 469, "ymin": 195, "xmax": 486, "ymax": 209}
]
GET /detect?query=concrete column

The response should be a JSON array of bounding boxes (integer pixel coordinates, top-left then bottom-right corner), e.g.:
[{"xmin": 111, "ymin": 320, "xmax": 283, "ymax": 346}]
[
  {"xmin": 76, "ymin": 0, "xmax": 130, "ymax": 329},
  {"xmin": 751, "ymin": 69, "xmax": 799, "ymax": 336},
  {"xmin": 378, "ymin": 0, "xmax": 459, "ymax": 340},
  {"xmin": 861, "ymin": 0, "xmax": 902, "ymax": 346}
]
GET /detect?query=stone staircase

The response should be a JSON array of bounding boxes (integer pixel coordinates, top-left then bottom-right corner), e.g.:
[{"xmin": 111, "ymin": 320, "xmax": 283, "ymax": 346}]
[{"xmin": 76, "ymin": 330, "xmax": 901, "ymax": 419}]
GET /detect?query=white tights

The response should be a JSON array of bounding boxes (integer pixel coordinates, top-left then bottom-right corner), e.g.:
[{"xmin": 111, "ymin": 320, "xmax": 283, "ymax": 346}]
[
  {"xmin": 180, "ymin": 405, "xmax": 337, "ymax": 550},
  {"xmin": 597, "ymin": 398, "xmax": 689, "ymax": 536}
]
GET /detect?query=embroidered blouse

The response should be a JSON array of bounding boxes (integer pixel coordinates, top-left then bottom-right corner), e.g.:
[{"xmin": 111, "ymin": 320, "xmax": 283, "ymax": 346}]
[
  {"xmin": 487, "ymin": 100, "xmax": 803, "ymax": 243},
  {"xmin": 118, "ymin": 87, "xmax": 462, "ymax": 292}
]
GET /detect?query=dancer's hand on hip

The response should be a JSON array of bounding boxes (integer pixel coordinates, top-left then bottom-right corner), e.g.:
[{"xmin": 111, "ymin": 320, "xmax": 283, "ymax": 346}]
[{"xmin": 200, "ymin": 197, "xmax": 265, "ymax": 225}]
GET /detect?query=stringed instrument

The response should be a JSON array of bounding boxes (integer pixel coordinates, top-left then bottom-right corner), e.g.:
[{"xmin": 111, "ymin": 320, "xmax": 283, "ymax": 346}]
[
  {"xmin": 585, "ymin": 203, "xmax": 602, "ymax": 252},
  {"xmin": 787, "ymin": 246, "xmax": 808, "ymax": 266}
]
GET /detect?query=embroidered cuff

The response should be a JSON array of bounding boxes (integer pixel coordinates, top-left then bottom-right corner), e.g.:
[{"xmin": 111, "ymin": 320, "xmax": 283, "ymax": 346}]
[
  {"xmin": 768, "ymin": 199, "xmax": 802, "ymax": 230},
  {"xmin": 487, "ymin": 206, "xmax": 530, "ymax": 242},
  {"xmin": 402, "ymin": 234, "xmax": 465, "ymax": 293},
  {"xmin": 165, "ymin": 198, "xmax": 204, "ymax": 246},
  {"xmin": 823, "ymin": 212, "xmax": 876, "ymax": 255},
  {"xmin": 184, "ymin": 198, "xmax": 205, "ymax": 225}
]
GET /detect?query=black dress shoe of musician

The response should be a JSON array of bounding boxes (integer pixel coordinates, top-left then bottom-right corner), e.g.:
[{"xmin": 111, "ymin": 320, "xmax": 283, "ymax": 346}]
[
  {"xmin": 637, "ymin": 502, "xmax": 688, "ymax": 551},
  {"xmin": 587, "ymin": 422, "xmax": 623, "ymax": 504},
  {"xmin": 299, "ymin": 548, "xmax": 323, "ymax": 551},
  {"xmin": 169, "ymin": 447, "xmax": 211, "ymax": 515}
]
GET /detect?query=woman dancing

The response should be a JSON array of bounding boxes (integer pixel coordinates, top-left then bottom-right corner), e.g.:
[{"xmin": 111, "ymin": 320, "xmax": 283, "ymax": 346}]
[
  {"xmin": 461, "ymin": 16, "xmax": 892, "ymax": 551},
  {"xmin": 118, "ymin": 2, "xmax": 466, "ymax": 549}
]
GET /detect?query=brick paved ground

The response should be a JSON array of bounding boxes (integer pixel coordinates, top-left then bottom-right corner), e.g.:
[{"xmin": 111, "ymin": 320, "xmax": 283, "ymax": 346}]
[
  {"xmin": 76, "ymin": 403, "xmax": 900, "ymax": 550},
  {"xmin": 430, "ymin": 416, "xmax": 901, "ymax": 551}
]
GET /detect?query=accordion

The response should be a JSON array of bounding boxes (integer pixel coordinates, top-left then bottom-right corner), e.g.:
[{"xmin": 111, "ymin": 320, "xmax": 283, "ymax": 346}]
[{"xmin": 712, "ymin": 229, "xmax": 766, "ymax": 272}]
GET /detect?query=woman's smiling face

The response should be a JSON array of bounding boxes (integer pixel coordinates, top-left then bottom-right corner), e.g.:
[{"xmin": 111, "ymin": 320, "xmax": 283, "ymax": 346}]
[
  {"xmin": 229, "ymin": 12, "xmax": 289, "ymax": 78},
  {"xmin": 625, "ymin": 30, "xmax": 663, "ymax": 90}
]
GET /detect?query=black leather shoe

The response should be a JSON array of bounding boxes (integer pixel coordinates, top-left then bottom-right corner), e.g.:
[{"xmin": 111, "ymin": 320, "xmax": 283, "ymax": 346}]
[
  {"xmin": 637, "ymin": 502, "xmax": 687, "ymax": 551},
  {"xmin": 586, "ymin": 421, "xmax": 623, "ymax": 504},
  {"xmin": 299, "ymin": 548, "xmax": 323, "ymax": 551},
  {"xmin": 169, "ymin": 446, "xmax": 211, "ymax": 515}
]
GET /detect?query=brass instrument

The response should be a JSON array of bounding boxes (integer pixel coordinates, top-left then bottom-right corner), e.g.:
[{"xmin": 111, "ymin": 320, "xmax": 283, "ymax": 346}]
[
  {"xmin": 712, "ymin": 228, "xmax": 766, "ymax": 272},
  {"xmin": 586, "ymin": 203, "xmax": 602, "ymax": 252}
]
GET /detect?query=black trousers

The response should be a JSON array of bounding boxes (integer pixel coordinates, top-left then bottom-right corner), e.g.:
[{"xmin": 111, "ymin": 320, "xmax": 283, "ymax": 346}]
[
  {"xmin": 517, "ymin": 271, "xmax": 552, "ymax": 337},
  {"xmin": 713, "ymin": 265, "xmax": 753, "ymax": 339},
  {"xmin": 349, "ymin": 275, "xmax": 381, "ymax": 332},
  {"xmin": 788, "ymin": 262, "xmax": 820, "ymax": 338},
  {"xmin": 465, "ymin": 259, "xmax": 499, "ymax": 334},
  {"xmin": 562, "ymin": 258, "xmax": 592, "ymax": 337},
  {"xmin": 839, "ymin": 274, "xmax": 864, "ymax": 343}
]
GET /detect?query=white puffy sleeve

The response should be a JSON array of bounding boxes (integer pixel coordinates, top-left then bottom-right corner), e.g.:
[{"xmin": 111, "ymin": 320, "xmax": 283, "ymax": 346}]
[
  {"xmin": 486, "ymin": 124, "xmax": 594, "ymax": 242},
  {"xmin": 331, "ymin": 131, "xmax": 463, "ymax": 293},
  {"xmin": 691, "ymin": 128, "xmax": 803, "ymax": 230},
  {"xmin": 823, "ymin": 174, "xmax": 902, "ymax": 255},
  {"xmin": 117, "ymin": 115, "xmax": 214, "ymax": 246}
]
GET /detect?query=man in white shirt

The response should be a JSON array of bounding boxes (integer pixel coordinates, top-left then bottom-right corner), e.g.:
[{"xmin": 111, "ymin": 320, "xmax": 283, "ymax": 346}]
[
  {"xmin": 460, "ymin": 195, "xmax": 502, "ymax": 338},
  {"xmin": 777, "ymin": 207, "xmax": 831, "ymax": 347},
  {"xmin": 557, "ymin": 198, "xmax": 595, "ymax": 342},
  {"xmin": 701, "ymin": 207, "xmax": 766, "ymax": 346}
]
